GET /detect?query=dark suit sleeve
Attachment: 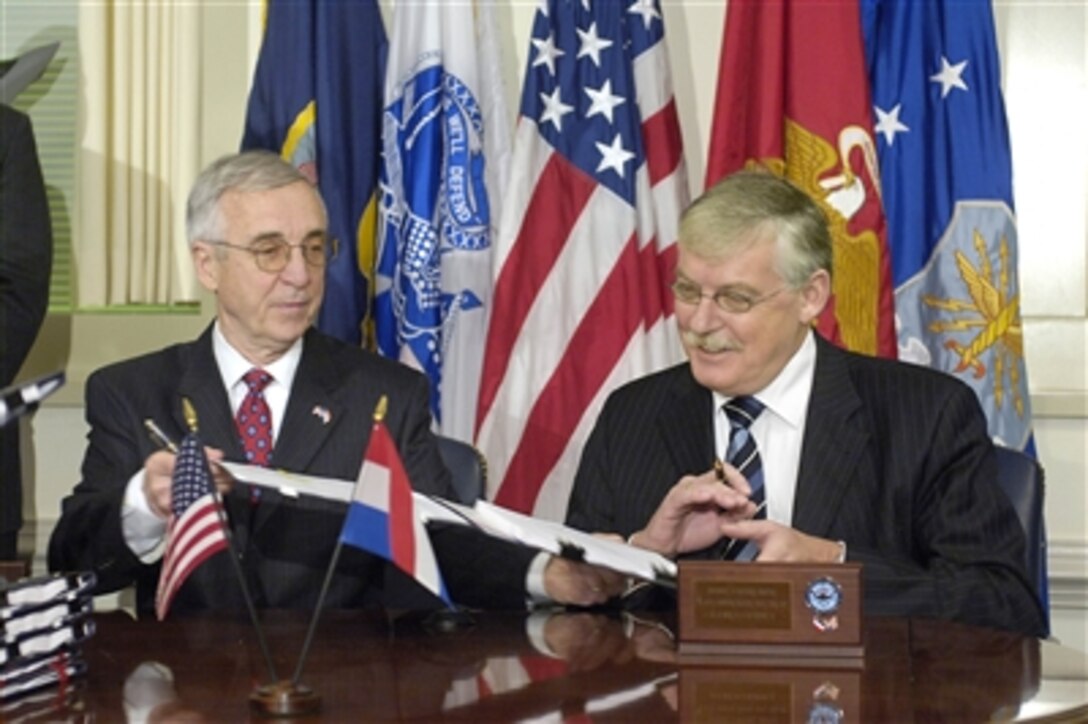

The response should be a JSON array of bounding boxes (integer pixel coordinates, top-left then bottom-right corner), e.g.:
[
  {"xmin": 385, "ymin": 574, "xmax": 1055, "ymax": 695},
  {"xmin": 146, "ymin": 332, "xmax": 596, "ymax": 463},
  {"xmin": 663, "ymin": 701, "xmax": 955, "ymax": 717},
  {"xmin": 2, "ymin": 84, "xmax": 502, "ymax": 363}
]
[
  {"xmin": 566, "ymin": 398, "xmax": 620, "ymax": 533},
  {"xmin": 565, "ymin": 373, "xmax": 693, "ymax": 538},
  {"xmin": 47, "ymin": 367, "xmax": 157, "ymax": 595},
  {"xmin": 387, "ymin": 371, "xmax": 537, "ymax": 610},
  {"xmin": 0, "ymin": 106, "xmax": 53, "ymax": 543},
  {"xmin": 0, "ymin": 106, "xmax": 53, "ymax": 386},
  {"xmin": 847, "ymin": 382, "xmax": 1046, "ymax": 637}
]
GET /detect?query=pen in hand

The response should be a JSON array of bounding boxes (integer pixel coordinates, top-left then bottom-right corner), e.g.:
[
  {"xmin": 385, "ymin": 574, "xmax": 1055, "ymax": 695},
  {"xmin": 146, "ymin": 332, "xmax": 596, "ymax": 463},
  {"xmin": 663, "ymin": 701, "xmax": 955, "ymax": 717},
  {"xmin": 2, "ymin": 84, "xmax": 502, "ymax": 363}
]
[
  {"xmin": 713, "ymin": 458, "xmax": 726, "ymax": 482},
  {"xmin": 715, "ymin": 458, "xmax": 763, "ymax": 513},
  {"xmin": 143, "ymin": 418, "xmax": 178, "ymax": 453}
]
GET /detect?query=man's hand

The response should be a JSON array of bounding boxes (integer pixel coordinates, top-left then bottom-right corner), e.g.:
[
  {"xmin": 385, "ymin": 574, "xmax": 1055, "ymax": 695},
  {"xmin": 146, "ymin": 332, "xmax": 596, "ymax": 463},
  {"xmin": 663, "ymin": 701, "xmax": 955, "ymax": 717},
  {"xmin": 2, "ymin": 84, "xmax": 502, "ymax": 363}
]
[
  {"xmin": 627, "ymin": 466, "xmax": 757, "ymax": 557},
  {"xmin": 542, "ymin": 613, "xmax": 633, "ymax": 670},
  {"xmin": 718, "ymin": 519, "xmax": 843, "ymax": 562},
  {"xmin": 143, "ymin": 451, "xmax": 176, "ymax": 519},
  {"xmin": 542, "ymin": 557, "xmax": 626, "ymax": 607},
  {"xmin": 142, "ymin": 447, "xmax": 235, "ymax": 520},
  {"xmin": 204, "ymin": 448, "xmax": 234, "ymax": 495}
]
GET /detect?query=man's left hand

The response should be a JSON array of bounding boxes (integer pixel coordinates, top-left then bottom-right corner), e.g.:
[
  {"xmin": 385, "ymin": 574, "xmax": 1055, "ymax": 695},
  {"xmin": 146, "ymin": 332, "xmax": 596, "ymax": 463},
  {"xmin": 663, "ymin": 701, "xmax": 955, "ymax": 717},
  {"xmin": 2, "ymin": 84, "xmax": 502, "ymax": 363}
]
[{"xmin": 718, "ymin": 519, "xmax": 842, "ymax": 562}]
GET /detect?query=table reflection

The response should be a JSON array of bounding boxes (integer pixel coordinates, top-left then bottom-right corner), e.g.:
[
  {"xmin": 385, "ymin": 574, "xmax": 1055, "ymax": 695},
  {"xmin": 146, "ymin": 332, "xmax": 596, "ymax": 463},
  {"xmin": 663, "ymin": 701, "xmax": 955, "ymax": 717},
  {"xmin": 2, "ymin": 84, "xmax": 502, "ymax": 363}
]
[{"xmin": 12, "ymin": 608, "xmax": 1086, "ymax": 722}]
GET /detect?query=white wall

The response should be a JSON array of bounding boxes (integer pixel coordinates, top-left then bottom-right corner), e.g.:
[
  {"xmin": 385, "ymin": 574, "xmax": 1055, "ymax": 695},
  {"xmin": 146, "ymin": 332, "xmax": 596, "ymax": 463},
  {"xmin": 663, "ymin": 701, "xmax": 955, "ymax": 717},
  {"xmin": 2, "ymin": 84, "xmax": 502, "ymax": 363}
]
[{"xmin": 18, "ymin": 1, "xmax": 1088, "ymax": 650}]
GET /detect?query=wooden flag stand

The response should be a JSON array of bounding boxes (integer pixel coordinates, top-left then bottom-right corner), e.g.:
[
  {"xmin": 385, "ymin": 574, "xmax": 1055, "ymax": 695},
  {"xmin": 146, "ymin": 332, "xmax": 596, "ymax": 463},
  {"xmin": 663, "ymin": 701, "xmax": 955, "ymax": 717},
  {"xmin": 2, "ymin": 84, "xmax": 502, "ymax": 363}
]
[{"xmin": 249, "ymin": 681, "xmax": 322, "ymax": 718}]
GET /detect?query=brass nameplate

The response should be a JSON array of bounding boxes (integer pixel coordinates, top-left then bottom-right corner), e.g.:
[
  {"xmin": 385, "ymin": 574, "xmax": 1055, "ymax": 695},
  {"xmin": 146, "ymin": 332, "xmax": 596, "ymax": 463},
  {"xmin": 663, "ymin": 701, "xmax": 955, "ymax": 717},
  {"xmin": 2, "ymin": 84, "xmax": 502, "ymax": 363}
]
[
  {"xmin": 693, "ymin": 580, "xmax": 791, "ymax": 630},
  {"xmin": 680, "ymin": 667, "xmax": 861, "ymax": 721},
  {"xmin": 678, "ymin": 562, "xmax": 863, "ymax": 660}
]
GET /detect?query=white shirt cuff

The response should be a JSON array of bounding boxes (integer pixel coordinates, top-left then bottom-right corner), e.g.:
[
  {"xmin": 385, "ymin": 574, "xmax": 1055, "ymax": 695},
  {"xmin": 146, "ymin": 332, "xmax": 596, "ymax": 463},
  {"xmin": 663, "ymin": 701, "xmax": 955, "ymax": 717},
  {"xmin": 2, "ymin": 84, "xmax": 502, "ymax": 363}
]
[
  {"xmin": 524, "ymin": 551, "xmax": 553, "ymax": 604},
  {"xmin": 524, "ymin": 609, "xmax": 561, "ymax": 658},
  {"xmin": 122, "ymin": 470, "xmax": 167, "ymax": 563}
]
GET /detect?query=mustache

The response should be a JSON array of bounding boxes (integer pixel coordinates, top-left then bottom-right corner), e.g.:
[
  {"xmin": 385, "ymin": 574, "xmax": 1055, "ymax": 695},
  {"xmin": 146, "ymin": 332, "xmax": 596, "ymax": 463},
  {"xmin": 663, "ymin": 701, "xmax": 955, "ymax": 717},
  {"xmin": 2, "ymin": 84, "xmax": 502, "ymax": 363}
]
[{"xmin": 681, "ymin": 330, "xmax": 739, "ymax": 353}]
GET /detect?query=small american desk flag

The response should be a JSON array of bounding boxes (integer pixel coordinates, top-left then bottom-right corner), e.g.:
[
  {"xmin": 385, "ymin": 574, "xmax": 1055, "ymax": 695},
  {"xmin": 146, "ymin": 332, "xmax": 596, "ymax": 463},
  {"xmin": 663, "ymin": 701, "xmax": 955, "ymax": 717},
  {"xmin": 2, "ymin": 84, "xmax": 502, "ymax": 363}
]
[{"xmin": 155, "ymin": 434, "xmax": 228, "ymax": 620}]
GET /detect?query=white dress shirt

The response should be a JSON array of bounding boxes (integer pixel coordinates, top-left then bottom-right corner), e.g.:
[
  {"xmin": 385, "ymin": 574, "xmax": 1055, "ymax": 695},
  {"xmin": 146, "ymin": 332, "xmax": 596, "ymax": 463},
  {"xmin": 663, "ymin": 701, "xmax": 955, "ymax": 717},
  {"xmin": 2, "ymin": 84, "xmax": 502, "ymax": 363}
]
[
  {"xmin": 213, "ymin": 325, "xmax": 302, "ymax": 446},
  {"xmin": 712, "ymin": 331, "xmax": 816, "ymax": 525}
]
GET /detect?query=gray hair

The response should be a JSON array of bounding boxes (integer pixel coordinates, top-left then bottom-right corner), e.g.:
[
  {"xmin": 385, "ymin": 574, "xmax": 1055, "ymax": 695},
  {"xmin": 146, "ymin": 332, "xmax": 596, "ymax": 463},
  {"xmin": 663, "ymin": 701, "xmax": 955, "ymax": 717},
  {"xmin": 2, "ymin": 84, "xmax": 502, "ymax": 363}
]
[
  {"xmin": 185, "ymin": 150, "xmax": 319, "ymax": 247},
  {"xmin": 679, "ymin": 169, "xmax": 833, "ymax": 287}
]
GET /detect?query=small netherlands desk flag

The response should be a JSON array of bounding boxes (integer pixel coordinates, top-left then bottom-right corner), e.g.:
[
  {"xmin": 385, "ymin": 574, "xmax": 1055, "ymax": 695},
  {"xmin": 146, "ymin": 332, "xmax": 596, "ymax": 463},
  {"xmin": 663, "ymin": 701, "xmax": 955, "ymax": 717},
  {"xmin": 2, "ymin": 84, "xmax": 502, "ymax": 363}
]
[{"xmin": 338, "ymin": 396, "xmax": 450, "ymax": 606}]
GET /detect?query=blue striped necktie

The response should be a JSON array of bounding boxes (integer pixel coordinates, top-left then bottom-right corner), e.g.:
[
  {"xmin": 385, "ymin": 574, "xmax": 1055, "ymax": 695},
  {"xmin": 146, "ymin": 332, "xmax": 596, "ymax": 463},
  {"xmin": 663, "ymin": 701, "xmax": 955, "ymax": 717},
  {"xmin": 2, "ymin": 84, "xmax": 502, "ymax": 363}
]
[{"xmin": 723, "ymin": 396, "xmax": 765, "ymax": 561}]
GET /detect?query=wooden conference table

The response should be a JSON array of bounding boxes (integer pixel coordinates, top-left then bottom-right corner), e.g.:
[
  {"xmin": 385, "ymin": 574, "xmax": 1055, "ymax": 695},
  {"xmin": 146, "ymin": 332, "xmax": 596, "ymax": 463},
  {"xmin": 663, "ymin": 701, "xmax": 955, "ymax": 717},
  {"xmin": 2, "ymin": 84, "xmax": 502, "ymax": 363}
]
[{"xmin": 15, "ymin": 608, "xmax": 1088, "ymax": 722}]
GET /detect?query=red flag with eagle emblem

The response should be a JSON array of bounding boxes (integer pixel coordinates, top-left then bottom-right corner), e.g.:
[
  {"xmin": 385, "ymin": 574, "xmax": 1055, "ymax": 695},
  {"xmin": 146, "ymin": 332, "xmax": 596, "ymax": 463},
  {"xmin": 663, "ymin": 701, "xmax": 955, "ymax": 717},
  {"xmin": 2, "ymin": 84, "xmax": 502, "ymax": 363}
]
[{"xmin": 705, "ymin": 0, "xmax": 896, "ymax": 359}]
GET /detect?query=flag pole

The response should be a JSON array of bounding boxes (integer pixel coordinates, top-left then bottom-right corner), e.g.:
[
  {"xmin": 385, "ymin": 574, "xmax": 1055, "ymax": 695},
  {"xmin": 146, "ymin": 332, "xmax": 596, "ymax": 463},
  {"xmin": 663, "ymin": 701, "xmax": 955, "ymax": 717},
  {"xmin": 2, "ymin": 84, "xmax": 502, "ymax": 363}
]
[
  {"xmin": 290, "ymin": 395, "xmax": 389, "ymax": 687},
  {"xmin": 181, "ymin": 398, "xmax": 279, "ymax": 684},
  {"xmin": 290, "ymin": 520, "xmax": 349, "ymax": 686},
  {"xmin": 208, "ymin": 463, "xmax": 280, "ymax": 683}
]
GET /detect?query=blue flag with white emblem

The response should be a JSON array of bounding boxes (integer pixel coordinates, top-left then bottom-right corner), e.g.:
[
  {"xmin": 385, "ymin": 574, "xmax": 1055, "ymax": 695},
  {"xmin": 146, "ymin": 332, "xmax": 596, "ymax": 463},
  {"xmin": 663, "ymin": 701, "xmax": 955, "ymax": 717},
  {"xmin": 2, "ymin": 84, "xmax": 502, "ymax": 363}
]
[
  {"xmin": 862, "ymin": 0, "xmax": 1046, "ymax": 618},
  {"xmin": 375, "ymin": 0, "xmax": 510, "ymax": 440},
  {"xmin": 862, "ymin": 0, "xmax": 1033, "ymax": 452}
]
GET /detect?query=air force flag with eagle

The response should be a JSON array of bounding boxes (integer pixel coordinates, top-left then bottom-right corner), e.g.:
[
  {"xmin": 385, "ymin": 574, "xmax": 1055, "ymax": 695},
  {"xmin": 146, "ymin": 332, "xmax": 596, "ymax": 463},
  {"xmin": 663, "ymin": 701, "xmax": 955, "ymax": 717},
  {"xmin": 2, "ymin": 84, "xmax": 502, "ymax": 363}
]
[
  {"xmin": 375, "ymin": 1, "xmax": 510, "ymax": 440},
  {"xmin": 862, "ymin": 0, "xmax": 1033, "ymax": 452}
]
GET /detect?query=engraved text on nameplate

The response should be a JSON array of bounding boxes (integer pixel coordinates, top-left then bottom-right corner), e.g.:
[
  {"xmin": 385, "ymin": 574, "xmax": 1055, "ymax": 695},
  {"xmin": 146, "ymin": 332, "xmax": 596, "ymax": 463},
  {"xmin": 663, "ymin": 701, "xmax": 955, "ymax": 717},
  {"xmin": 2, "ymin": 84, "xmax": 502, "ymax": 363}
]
[{"xmin": 694, "ymin": 581, "xmax": 791, "ymax": 630}]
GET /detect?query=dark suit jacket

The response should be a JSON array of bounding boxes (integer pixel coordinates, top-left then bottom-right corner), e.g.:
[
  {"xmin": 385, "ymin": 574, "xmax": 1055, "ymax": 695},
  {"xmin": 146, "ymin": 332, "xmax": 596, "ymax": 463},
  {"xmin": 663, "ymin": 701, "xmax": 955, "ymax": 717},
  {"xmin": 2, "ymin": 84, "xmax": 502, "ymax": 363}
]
[
  {"xmin": 47, "ymin": 326, "xmax": 536, "ymax": 614},
  {"xmin": 566, "ymin": 334, "xmax": 1046, "ymax": 636},
  {"xmin": 0, "ymin": 104, "xmax": 53, "ymax": 545}
]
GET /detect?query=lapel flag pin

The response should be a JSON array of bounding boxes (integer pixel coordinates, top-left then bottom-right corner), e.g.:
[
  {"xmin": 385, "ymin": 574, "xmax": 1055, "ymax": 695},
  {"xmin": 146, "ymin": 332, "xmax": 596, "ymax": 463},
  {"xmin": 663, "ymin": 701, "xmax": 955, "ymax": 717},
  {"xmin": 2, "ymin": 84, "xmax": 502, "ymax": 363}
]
[{"xmin": 311, "ymin": 405, "xmax": 331, "ymax": 425}]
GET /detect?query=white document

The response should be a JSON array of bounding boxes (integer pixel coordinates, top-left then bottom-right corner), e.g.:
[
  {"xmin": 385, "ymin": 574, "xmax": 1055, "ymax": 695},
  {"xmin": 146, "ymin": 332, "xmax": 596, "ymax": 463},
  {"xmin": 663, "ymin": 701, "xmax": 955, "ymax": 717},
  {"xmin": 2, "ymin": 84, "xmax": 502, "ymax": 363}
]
[
  {"xmin": 472, "ymin": 501, "xmax": 676, "ymax": 584},
  {"xmin": 227, "ymin": 463, "xmax": 676, "ymax": 585},
  {"xmin": 219, "ymin": 462, "xmax": 353, "ymax": 503}
]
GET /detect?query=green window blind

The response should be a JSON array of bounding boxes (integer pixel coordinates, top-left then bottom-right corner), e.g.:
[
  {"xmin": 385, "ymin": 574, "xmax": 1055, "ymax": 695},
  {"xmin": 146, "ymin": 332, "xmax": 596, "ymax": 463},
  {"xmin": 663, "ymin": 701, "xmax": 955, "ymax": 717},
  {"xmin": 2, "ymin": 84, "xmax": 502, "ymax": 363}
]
[{"xmin": 3, "ymin": 1, "xmax": 79, "ymax": 311}]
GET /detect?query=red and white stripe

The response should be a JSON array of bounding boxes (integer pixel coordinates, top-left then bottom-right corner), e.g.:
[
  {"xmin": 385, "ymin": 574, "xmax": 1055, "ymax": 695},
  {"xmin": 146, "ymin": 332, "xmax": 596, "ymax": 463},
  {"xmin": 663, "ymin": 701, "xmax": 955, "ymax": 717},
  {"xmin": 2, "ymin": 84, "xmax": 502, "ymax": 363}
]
[
  {"xmin": 155, "ymin": 494, "xmax": 227, "ymax": 620},
  {"xmin": 476, "ymin": 31, "xmax": 688, "ymax": 520},
  {"xmin": 353, "ymin": 421, "xmax": 444, "ymax": 593}
]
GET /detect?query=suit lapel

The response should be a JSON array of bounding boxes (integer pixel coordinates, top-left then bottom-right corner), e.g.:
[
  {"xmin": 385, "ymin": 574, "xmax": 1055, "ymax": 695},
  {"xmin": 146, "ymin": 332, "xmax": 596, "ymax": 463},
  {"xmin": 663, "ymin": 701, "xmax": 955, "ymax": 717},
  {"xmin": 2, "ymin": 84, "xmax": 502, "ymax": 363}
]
[
  {"xmin": 270, "ymin": 330, "xmax": 343, "ymax": 473},
  {"xmin": 172, "ymin": 327, "xmax": 253, "ymax": 551},
  {"xmin": 792, "ymin": 338, "xmax": 869, "ymax": 536},
  {"xmin": 657, "ymin": 367, "xmax": 716, "ymax": 477},
  {"xmin": 250, "ymin": 331, "xmax": 345, "ymax": 536},
  {"xmin": 175, "ymin": 327, "xmax": 240, "ymax": 457}
]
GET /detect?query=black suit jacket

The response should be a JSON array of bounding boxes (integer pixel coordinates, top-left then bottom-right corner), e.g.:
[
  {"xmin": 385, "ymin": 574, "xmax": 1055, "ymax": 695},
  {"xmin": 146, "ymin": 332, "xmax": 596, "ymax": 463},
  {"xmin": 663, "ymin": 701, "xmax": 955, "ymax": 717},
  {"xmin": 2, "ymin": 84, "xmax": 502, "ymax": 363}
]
[
  {"xmin": 566, "ymin": 334, "xmax": 1046, "ymax": 636},
  {"xmin": 48, "ymin": 326, "xmax": 536, "ymax": 614},
  {"xmin": 0, "ymin": 104, "xmax": 53, "ymax": 544}
]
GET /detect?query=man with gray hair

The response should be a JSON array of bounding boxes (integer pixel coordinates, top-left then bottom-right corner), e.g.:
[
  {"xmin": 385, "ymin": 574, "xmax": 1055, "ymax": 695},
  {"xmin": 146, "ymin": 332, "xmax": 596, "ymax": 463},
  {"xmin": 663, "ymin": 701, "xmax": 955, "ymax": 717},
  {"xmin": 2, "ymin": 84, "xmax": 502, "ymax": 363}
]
[
  {"xmin": 49, "ymin": 150, "xmax": 622, "ymax": 613},
  {"xmin": 566, "ymin": 170, "xmax": 1045, "ymax": 636}
]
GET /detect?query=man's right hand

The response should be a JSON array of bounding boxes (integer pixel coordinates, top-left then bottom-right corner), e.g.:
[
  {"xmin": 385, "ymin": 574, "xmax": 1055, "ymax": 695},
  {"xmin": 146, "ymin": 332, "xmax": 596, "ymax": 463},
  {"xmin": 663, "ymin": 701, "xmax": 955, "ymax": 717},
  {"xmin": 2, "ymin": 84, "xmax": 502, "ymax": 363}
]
[
  {"xmin": 542, "ymin": 557, "xmax": 627, "ymax": 607},
  {"xmin": 142, "ymin": 447, "xmax": 234, "ymax": 519},
  {"xmin": 627, "ymin": 466, "xmax": 757, "ymax": 557}
]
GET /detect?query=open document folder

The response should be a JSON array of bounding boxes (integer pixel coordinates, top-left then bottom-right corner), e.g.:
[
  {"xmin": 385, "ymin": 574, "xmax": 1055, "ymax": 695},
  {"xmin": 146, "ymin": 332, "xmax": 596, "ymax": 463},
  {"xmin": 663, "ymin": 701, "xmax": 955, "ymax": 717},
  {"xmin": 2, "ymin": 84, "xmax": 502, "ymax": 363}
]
[{"xmin": 221, "ymin": 462, "xmax": 677, "ymax": 587}]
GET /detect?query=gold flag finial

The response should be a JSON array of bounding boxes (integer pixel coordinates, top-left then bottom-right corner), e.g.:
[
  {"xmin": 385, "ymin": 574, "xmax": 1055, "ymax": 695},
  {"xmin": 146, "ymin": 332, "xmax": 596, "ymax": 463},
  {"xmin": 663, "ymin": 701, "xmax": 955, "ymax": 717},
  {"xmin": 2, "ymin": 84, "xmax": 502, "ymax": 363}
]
[
  {"xmin": 182, "ymin": 397, "xmax": 199, "ymax": 433},
  {"xmin": 373, "ymin": 395, "xmax": 387, "ymax": 422}
]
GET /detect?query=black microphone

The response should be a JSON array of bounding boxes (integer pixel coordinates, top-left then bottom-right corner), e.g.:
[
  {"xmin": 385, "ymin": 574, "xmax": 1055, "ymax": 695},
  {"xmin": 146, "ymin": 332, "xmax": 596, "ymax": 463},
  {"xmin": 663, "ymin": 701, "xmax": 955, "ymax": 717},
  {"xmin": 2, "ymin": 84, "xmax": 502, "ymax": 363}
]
[{"xmin": 0, "ymin": 371, "xmax": 64, "ymax": 428}]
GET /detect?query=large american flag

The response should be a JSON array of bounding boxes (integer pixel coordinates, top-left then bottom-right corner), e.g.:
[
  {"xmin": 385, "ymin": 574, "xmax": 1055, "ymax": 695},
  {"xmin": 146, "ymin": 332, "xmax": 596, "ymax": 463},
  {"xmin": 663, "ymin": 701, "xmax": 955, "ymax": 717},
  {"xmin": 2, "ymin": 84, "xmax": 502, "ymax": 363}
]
[
  {"xmin": 476, "ymin": 0, "xmax": 688, "ymax": 520},
  {"xmin": 155, "ymin": 434, "xmax": 228, "ymax": 620}
]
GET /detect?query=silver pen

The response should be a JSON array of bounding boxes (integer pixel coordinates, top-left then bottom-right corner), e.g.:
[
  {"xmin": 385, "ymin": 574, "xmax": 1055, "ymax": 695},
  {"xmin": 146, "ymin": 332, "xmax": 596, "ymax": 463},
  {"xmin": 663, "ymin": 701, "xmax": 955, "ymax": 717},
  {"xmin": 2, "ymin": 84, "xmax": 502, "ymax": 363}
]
[{"xmin": 143, "ymin": 418, "xmax": 178, "ymax": 453}]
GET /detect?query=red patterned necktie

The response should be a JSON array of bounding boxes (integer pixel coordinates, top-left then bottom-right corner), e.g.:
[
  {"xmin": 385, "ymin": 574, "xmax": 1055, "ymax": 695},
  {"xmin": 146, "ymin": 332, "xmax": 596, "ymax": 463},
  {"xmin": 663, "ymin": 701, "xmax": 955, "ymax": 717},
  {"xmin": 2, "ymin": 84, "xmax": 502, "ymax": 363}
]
[{"xmin": 236, "ymin": 368, "xmax": 273, "ymax": 466}]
